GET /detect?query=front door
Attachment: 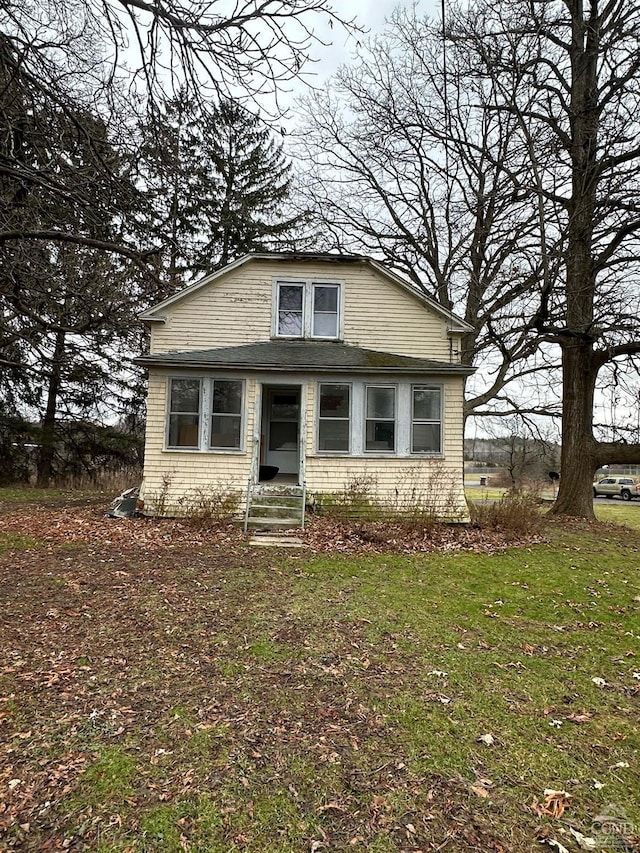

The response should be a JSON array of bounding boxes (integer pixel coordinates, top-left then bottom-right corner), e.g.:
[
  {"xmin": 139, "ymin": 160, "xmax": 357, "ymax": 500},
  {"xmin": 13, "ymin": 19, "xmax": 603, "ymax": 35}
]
[{"xmin": 264, "ymin": 387, "xmax": 300, "ymax": 476}]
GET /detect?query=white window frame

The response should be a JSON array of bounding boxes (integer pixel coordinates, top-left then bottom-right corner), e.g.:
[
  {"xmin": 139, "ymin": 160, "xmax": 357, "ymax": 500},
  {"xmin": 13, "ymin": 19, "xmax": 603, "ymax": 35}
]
[
  {"xmin": 273, "ymin": 278, "xmax": 343, "ymax": 340},
  {"xmin": 209, "ymin": 378, "xmax": 245, "ymax": 451},
  {"xmin": 316, "ymin": 382, "xmax": 351, "ymax": 454},
  {"xmin": 364, "ymin": 384, "xmax": 397, "ymax": 454},
  {"xmin": 310, "ymin": 380, "xmax": 447, "ymax": 459},
  {"xmin": 410, "ymin": 384, "xmax": 443, "ymax": 455},
  {"xmin": 166, "ymin": 377, "xmax": 202, "ymax": 450},
  {"xmin": 165, "ymin": 376, "xmax": 246, "ymax": 453}
]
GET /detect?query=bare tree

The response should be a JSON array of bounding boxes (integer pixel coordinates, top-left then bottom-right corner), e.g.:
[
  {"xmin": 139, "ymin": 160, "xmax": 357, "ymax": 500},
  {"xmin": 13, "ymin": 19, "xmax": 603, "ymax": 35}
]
[
  {"xmin": 453, "ymin": 0, "xmax": 640, "ymax": 517},
  {"xmin": 294, "ymin": 8, "xmax": 560, "ymax": 424},
  {"xmin": 296, "ymin": 0, "xmax": 640, "ymax": 517},
  {"xmin": 480, "ymin": 416, "xmax": 560, "ymax": 491},
  {"xmin": 0, "ymin": 0, "xmax": 358, "ymax": 483},
  {"xmin": 0, "ymin": 0, "xmax": 358, "ymax": 260}
]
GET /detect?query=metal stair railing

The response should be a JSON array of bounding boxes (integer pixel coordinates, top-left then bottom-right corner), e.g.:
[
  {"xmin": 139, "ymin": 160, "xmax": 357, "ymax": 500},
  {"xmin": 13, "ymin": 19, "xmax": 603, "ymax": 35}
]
[{"xmin": 243, "ymin": 436, "xmax": 259, "ymax": 533}]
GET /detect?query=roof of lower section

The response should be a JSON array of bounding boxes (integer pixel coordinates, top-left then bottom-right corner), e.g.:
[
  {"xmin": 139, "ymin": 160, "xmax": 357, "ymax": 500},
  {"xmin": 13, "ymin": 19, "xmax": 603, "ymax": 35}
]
[
  {"xmin": 138, "ymin": 252, "xmax": 473, "ymax": 334},
  {"xmin": 135, "ymin": 340, "xmax": 475, "ymax": 375}
]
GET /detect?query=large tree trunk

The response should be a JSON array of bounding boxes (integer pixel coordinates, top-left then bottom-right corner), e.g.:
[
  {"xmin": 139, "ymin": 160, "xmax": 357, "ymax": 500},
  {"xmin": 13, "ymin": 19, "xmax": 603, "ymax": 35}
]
[
  {"xmin": 550, "ymin": 2, "xmax": 600, "ymax": 517},
  {"xmin": 550, "ymin": 340, "xmax": 597, "ymax": 516}
]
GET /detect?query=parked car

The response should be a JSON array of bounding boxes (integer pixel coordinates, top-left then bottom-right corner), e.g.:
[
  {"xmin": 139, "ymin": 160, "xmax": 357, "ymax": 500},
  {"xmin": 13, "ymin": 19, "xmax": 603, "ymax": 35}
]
[{"xmin": 592, "ymin": 477, "xmax": 640, "ymax": 501}]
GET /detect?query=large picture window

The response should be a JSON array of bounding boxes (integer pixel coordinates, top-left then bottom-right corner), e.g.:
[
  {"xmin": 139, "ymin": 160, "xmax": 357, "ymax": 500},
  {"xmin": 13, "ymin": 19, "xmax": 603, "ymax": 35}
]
[
  {"xmin": 365, "ymin": 386, "xmax": 396, "ymax": 452},
  {"xmin": 168, "ymin": 379, "xmax": 200, "ymax": 448},
  {"xmin": 318, "ymin": 384, "xmax": 350, "ymax": 452},
  {"xmin": 210, "ymin": 380, "xmax": 243, "ymax": 449},
  {"xmin": 412, "ymin": 386, "xmax": 442, "ymax": 453},
  {"xmin": 275, "ymin": 279, "xmax": 341, "ymax": 339}
]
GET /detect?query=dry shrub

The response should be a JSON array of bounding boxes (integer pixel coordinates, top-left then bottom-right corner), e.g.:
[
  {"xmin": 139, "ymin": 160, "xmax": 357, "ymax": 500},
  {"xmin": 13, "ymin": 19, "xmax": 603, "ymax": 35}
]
[
  {"xmin": 179, "ymin": 486, "xmax": 241, "ymax": 528},
  {"xmin": 312, "ymin": 475, "xmax": 382, "ymax": 520},
  {"xmin": 313, "ymin": 466, "xmax": 467, "ymax": 524},
  {"xmin": 469, "ymin": 491, "xmax": 544, "ymax": 535}
]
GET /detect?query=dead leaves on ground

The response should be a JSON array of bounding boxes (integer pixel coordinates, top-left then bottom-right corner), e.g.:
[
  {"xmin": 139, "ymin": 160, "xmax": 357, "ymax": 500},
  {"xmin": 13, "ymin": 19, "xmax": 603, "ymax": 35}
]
[
  {"xmin": 532, "ymin": 789, "xmax": 572, "ymax": 819},
  {"xmin": 0, "ymin": 503, "xmax": 547, "ymax": 557},
  {"xmin": 302, "ymin": 517, "xmax": 545, "ymax": 554},
  {"xmin": 0, "ymin": 503, "xmax": 636, "ymax": 852}
]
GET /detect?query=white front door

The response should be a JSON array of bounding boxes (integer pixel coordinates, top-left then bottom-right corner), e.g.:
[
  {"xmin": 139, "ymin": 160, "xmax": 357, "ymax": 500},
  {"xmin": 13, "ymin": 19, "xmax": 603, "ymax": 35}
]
[{"xmin": 264, "ymin": 387, "xmax": 300, "ymax": 476}]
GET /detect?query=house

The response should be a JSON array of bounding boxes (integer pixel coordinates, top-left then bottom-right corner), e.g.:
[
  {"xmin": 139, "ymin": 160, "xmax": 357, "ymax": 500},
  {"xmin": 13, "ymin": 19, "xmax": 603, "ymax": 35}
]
[{"xmin": 137, "ymin": 252, "xmax": 474, "ymax": 526}]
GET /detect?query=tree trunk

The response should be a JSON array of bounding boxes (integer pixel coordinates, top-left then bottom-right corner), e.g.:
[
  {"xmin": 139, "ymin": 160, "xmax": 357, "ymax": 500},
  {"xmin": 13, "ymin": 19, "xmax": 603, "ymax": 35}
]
[
  {"xmin": 36, "ymin": 328, "xmax": 66, "ymax": 487},
  {"xmin": 550, "ymin": 340, "xmax": 597, "ymax": 516},
  {"xmin": 550, "ymin": 2, "xmax": 600, "ymax": 518}
]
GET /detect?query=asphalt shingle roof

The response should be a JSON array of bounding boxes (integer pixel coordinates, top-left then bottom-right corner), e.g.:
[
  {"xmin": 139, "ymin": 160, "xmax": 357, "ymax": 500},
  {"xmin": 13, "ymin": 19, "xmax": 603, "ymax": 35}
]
[{"xmin": 136, "ymin": 340, "xmax": 474, "ymax": 374}]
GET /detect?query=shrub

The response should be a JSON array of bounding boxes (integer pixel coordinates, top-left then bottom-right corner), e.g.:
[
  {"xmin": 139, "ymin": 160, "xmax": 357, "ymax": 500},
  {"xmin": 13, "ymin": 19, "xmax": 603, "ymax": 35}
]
[
  {"xmin": 179, "ymin": 486, "xmax": 241, "ymax": 528},
  {"xmin": 469, "ymin": 490, "xmax": 544, "ymax": 535}
]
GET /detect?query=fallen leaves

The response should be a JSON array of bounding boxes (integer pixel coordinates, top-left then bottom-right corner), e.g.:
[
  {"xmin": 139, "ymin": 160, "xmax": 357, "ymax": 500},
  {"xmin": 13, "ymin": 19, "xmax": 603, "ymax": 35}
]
[
  {"xmin": 300, "ymin": 516, "xmax": 546, "ymax": 555},
  {"xmin": 470, "ymin": 776, "xmax": 494, "ymax": 799},
  {"xmin": 532, "ymin": 789, "xmax": 572, "ymax": 819},
  {"xmin": 566, "ymin": 712, "xmax": 594, "ymax": 724},
  {"xmin": 1, "ymin": 500, "xmax": 638, "ymax": 853},
  {"xmin": 569, "ymin": 827, "xmax": 597, "ymax": 850}
]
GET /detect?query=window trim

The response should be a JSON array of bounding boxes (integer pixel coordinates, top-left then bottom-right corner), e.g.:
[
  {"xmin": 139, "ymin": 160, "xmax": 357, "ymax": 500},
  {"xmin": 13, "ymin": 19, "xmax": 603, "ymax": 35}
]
[
  {"xmin": 316, "ymin": 382, "xmax": 352, "ymax": 455},
  {"xmin": 209, "ymin": 378, "xmax": 245, "ymax": 451},
  {"xmin": 275, "ymin": 280, "xmax": 305, "ymax": 338},
  {"xmin": 364, "ymin": 384, "xmax": 397, "ymax": 455},
  {"xmin": 165, "ymin": 376, "xmax": 246, "ymax": 453},
  {"xmin": 410, "ymin": 384, "xmax": 443, "ymax": 455},
  {"xmin": 166, "ymin": 377, "xmax": 202, "ymax": 450},
  {"xmin": 272, "ymin": 277, "xmax": 343, "ymax": 340},
  {"xmin": 311, "ymin": 282, "xmax": 341, "ymax": 340}
]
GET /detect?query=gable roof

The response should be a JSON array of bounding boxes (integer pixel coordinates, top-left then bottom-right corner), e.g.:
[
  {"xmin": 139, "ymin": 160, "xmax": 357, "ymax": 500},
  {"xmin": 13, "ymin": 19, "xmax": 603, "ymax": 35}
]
[
  {"xmin": 138, "ymin": 252, "xmax": 473, "ymax": 333},
  {"xmin": 136, "ymin": 340, "xmax": 475, "ymax": 375}
]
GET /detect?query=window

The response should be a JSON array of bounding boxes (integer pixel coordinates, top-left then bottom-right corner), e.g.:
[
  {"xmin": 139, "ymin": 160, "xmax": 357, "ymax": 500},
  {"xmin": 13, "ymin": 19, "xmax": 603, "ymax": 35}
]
[
  {"xmin": 167, "ymin": 377, "xmax": 244, "ymax": 451},
  {"xmin": 168, "ymin": 379, "xmax": 200, "ymax": 448},
  {"xmin": 275, "ymin": 279, "xmax": 341, "ymax": 339},
  {"xmin": 210, "ymin": 380, "xmax": 243, "ymax": 449},
  {"xmin": 318, "ymin": 384, "xmax": 350, "ymax": 452},
  {"xmin": 277, "ymin": 284, "xmax": 304, "ymax": 336},
  {"xmin": 312, "ymin": 285, "xmax": 339, "ymax": 337},
  {"xmin": 412, "ymin": 386, "xmax": 442, "ymax": 453},
  {"xmin": 365, "ymin": 386, "xmax": 396, "ymax": 452}
]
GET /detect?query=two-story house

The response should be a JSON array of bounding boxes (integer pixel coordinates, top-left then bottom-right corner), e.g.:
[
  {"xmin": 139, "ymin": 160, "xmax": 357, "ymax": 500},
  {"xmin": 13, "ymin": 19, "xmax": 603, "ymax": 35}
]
[{"xmin": 137, "ymin": 252, "xmax": 474, "ymax": 526}]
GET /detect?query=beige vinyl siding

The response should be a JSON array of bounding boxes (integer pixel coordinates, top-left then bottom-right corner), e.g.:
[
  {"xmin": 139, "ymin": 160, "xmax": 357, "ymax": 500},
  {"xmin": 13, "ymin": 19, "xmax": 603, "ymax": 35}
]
[
  {"xmin": 150, "ymin": 259, "xmax": 457, "ymax": 361},
  {"xmin": 305, "ymin": 458, "xmax": 468, "ymax": 518},
  {"xmin": 140, "ymin": 371, "xmax": 257, "ymax": 516}
]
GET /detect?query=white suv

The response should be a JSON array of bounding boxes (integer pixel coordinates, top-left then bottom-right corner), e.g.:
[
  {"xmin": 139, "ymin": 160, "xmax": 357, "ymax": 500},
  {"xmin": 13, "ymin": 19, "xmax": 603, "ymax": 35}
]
[{"xmin": 592, "ymin": 477, "xmax": 640, "ymax": 501}]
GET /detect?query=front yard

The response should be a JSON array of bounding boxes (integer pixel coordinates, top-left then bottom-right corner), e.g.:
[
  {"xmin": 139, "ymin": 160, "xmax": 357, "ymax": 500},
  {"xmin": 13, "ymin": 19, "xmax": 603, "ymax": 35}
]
[{"xmin": 0, "ymin": 496, "xmax": 638, "ymax": 851}]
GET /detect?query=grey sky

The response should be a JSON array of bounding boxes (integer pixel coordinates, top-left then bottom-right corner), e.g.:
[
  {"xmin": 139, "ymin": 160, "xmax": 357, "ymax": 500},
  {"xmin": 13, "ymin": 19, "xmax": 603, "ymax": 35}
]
[{"xmin": 284, "ymin": 0, "xmax": 440, "ymax": 100}]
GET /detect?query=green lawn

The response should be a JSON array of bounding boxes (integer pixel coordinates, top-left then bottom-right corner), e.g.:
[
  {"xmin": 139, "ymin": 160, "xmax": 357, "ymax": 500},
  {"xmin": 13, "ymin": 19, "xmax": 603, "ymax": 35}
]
[
  {"xmin": 594, "ymin": 500, "xmax": 640, "ymax": 529},
  {"xmin": 0, "ymin": 504, "xmax": 639, "ymax": 851}
]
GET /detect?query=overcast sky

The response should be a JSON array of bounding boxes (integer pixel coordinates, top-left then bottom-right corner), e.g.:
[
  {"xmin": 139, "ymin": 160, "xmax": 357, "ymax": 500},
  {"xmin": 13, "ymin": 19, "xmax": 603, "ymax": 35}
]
[{"xmin": 276, "ymin": 0, "xmax": 440, "ymax": 113}]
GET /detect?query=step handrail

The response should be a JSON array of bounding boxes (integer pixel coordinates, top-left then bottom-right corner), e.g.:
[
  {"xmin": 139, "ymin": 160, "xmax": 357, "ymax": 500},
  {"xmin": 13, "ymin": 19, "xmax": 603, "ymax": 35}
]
[{"xmin": 244, "ymin": 435, "xmax": 260, "ymax": 533}]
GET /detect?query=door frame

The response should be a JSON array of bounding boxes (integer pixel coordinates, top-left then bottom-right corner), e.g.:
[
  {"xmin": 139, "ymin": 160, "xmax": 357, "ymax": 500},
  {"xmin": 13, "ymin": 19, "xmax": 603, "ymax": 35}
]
[{"xmin": 260, "ymin": 384, "xmax": 303, "ymax": 481}]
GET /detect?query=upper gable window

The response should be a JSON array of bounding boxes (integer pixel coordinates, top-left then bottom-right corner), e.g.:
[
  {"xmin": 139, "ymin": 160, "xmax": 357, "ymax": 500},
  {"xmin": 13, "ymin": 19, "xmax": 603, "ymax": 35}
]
[
  {"xmin": 275, "ymin": 279, "xmax": 341, "ymax": 339},
  {"xmin": 277, "ymin": 284, "xmax": 304, "ymax": 336}
]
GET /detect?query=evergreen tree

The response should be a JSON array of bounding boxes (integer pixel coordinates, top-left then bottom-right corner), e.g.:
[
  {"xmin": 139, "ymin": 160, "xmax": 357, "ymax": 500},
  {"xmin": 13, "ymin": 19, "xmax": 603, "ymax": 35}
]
[
  {"xmin": 142, "ymin": 96, "xmax": 304, "ymax": 289},
  {"xmin": 0, "ymin": 79, "xmax": 147, "ymax": 484},
  {"xmin": 201, "ymin": 98, "xmax": 302, "ymax": 270}
]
